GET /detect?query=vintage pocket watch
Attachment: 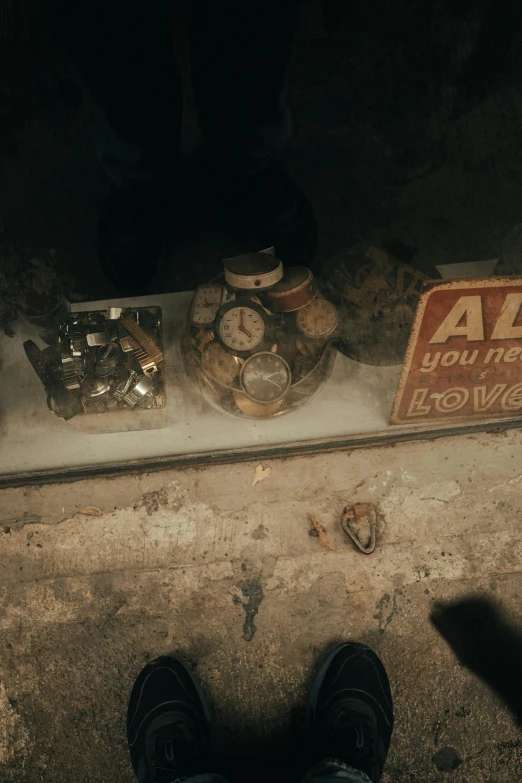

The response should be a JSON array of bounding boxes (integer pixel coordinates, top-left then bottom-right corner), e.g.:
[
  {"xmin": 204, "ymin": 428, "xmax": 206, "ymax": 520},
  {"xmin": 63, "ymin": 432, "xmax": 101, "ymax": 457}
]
[
  {"xmin": 201, "ymin": 341, "xmax": 241, "ymax": 386},
  {"xmin": 296, "ymin": 298, "xmax": 338, "ymax": 338}
]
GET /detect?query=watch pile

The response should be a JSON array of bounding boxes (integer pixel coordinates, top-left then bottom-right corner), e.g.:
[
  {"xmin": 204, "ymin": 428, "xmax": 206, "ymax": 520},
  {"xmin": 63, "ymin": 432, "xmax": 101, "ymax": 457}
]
[
  {"xmin": 24, "ymin": 306, "xmax": 165, "ymax": 420},
  {"xmin": 183, "ymin": 250, "xmax": 339, "ymax": 419}
]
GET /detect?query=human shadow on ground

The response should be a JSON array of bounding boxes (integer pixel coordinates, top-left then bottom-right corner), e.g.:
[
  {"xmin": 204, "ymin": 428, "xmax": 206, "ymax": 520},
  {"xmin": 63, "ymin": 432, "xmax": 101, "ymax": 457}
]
[{"xmin": 431, "ymin": 596, "xmax": 522, "ymax": 726}]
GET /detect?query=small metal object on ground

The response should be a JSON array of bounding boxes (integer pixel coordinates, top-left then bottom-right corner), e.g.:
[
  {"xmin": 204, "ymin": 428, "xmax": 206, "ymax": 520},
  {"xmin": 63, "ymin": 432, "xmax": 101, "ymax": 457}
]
[{"xmin": 341, "ymin": 503, "xmax": 377, "ymax": 554}]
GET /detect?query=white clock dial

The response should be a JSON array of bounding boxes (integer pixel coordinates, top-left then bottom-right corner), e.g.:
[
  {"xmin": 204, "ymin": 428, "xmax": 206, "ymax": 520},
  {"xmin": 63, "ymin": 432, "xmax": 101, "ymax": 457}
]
[
  {"xmin": 217, "ymin": 305, "xmax": 266, "ymax": 352},
  {"xmin": 190, "ymin": 285, "xmax": 226, "ymax": 326}
]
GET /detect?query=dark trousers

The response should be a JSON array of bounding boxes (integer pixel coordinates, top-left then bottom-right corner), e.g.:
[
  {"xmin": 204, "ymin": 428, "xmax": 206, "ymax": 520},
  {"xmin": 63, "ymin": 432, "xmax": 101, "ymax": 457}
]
[{"xmin": 46, "ymin": 0, "xmax": 300, "ymax": 185}]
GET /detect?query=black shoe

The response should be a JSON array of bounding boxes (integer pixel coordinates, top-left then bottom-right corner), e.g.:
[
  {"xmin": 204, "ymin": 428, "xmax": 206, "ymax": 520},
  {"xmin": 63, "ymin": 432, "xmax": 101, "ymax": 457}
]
[
  {"xmin": 309, "ymin": 643, "xmax": 394, "ymax": 783},
  {"xmin": 217, "ymin": 160, "xmax": 318, "ymax": 271},
  {"xmin": 127, "ymin": 656, "xmax": 212, "ymax": 783},
  {"xmin": 97, "ymin": 183, "xmax": 169, "ymax": 295}
]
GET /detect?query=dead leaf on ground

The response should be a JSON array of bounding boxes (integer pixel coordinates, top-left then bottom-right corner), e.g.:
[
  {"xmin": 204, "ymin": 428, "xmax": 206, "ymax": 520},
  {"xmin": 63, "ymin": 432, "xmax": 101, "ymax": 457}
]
[
  {"xmin": 252, "ymin": 464, "xmax": 272, "ymax": 488},
  {"xmin": 310, "ymin": 514, "xmax": 337, "ymax": 552},
  {"xmin": 78, "ymin": 506, "xmax": 104, "ymax": 517}
]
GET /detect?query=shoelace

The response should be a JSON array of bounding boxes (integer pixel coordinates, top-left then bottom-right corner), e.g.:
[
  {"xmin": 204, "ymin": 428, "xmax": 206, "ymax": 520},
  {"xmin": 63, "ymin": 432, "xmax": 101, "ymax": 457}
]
[
  {"xmin": 330, "ymin": 714, "xmax": 375, "ymax": 769},
  {"xmin": 151, "ymin": 725, "xmax": 192, "ymax": 783}
]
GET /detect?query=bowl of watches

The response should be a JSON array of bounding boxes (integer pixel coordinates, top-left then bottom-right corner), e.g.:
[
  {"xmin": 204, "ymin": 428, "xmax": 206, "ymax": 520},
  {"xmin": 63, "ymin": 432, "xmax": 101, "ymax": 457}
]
[
  {"xmin": 183, "ymin": 253, "xmax": 339, "ymax": 419},
  {"xmin": 27, "ymin": 306, "xmax": 166, "ymax": 421}
]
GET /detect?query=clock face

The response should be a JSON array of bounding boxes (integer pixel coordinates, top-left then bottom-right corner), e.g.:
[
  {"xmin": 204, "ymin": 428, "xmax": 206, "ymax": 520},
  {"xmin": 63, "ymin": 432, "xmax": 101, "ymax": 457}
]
[
  {"xmin": 296, "ymin": 299, "xmax": 338, "ymax": 338},
  {"xmin": 190, "ymin": 285, "xmax": 226, "ymax": 326},
  {"xmin": 217, "ymin": 302, "xmax": 266, "ymax": 353},
  {"xmin": 201, "ymin": 342, "xmax": 240, "ymax": 386},
  {"xmin": 240, "ymin": 352, "xmax": 291, "ymax": 403}
]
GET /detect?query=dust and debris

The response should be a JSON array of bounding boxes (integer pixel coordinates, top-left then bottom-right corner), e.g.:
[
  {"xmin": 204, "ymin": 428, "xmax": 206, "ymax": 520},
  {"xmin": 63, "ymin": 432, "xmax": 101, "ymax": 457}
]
[
  {"xmin": 0, "ymin": 681, "xmax": 31, "ymax": 767},
  {"xmin": 1, "ymin": 514, "xmax": 41, "ymax": 532},
  {"xmin": 232, "ymin": 579, "xmax": 264, "ymax": 642},
  {"xmin": 3, "ymin": 432, "xmax": 522, "ymax": 781},
  {"xmin": 310, "ymin": 514, "xmax": 337, "ymax": 551},
  {"xmin": 136, "ymin": 483, "xmax": 188, "ymax": 515},
  {"xmin": 78, "ymin": 506, "xmax": 104, "ymax": 517},
  {"xmin": 138, "ymin": 487, "xmax": 171, "ymax": 515},
  {"xmin": 380, "ymin": 479, "xmax": 462, "ymax": 522},
  {"xmin": 252, "ymin": 464, "xmax": 272, "ymax": 488},
  {"xmin": 416, "ymin": 565, "xmax": 431, "ymax": 580},
  {"xmin": 374, "ymin": 588, "xmax": 403, "ymax": 633},
  {"xmin": 432, "ymin": 746, "xmax": 462, "ymax": 771}
]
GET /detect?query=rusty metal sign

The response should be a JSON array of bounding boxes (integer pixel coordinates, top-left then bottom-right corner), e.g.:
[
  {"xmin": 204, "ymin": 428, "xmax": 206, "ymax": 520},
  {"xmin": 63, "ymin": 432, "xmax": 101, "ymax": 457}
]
[{"xmin": 392, "ymin": 278, "xmax": 522, "ymax": 424}]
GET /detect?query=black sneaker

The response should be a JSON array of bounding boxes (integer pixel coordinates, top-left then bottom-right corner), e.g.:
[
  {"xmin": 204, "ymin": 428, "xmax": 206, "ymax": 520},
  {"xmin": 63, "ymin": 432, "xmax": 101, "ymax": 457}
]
[
  {"xmin": 127, "ymin": 656, "xmax": 212, "ymax": 783},
  {"xmin": 97, "ymin": 183, "xmax": 169, "ymax": 295},
  {"xmin": 309, "ymin": 643, "xmax": 394, "ymax": 783}
]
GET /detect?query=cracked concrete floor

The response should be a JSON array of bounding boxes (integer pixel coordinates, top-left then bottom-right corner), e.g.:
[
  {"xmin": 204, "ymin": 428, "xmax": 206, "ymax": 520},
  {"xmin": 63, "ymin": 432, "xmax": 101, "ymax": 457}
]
[{"xmin": 1, "ymin": 431, "xmax": 522, "ymax": 782}]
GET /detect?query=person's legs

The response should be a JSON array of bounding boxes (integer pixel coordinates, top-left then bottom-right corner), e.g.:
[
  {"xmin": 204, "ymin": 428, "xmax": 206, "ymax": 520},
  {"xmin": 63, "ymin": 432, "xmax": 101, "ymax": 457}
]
[
  {"xmin": 190, "ymin": 0, "xmax": 318, "ymax": 268},
  {"xmin": 45, "ymin": 0, "xmax": 182, "ymax": 291},
  {"xmin": 190, "ymin": 0, "xmax": 299, "ymax": 174},
  {"xmin": 127, "ymin": 656, "xmax": 230, "ymax": 783},
  {"xmin": 303, "ymin": 643, "xmax": 394, "ymax": 783},
  {"xmin": 47, "ymin": 0, "xmax": 181, "ymax": 186}
]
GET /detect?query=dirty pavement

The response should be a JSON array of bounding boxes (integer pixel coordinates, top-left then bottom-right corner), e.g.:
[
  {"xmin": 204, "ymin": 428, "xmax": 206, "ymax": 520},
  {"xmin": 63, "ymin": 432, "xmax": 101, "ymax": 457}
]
[{"xmin": 1, "ymin": 430, "xmax": 522, "ymax": 782}]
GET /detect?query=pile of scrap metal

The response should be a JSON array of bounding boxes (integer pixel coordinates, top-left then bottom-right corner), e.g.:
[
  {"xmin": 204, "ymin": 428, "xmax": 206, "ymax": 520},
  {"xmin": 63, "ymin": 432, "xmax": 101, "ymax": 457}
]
[{"xmin": 24, "ymin": 306, "xmax": 165, "ymax": 420}]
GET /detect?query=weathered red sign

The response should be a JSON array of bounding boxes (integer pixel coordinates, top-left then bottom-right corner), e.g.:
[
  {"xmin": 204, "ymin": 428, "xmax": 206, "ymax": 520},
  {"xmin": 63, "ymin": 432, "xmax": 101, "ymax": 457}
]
[{"xmin": 392, "ymin": 278, "xmax": 522, "ymax": 424}]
